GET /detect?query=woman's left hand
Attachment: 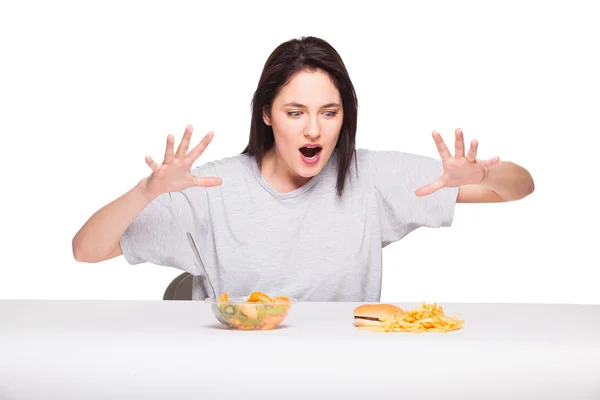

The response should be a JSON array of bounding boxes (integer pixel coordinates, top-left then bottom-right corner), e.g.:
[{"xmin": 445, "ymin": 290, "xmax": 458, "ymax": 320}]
[{"xmin": 416, "ymin": 128, "xmax": 500, "ymax": 196}]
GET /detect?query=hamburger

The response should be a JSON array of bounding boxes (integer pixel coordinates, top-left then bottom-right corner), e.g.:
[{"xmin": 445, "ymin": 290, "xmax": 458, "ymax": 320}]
[{"xmin": 353, "ymin": 303, "xmax": 404, "ymax": 327}]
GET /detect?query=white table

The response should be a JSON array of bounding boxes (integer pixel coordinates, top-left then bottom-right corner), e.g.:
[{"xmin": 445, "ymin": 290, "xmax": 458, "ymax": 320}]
[{"xmin": 1, "ymin": 300, "xmax": 599, "ymax": 399}]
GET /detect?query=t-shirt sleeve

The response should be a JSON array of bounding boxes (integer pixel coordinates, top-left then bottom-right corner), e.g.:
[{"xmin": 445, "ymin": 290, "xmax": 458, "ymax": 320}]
[
  {"xmin": 119, "ymin": 185, "xmax": 210, "ymax": 275},
  {"xmin": 364, "ymin": 149, "xmax": 459, "ymax": 247}
]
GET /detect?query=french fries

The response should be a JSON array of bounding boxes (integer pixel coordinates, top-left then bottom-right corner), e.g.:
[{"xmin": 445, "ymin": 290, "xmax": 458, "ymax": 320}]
[{"xmin": 358, "ymin": 302, "xmax": 465, "ymax": 334}]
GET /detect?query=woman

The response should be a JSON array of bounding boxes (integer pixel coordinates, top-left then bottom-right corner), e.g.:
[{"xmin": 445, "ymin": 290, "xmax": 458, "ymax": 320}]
[{"xmin": 72, "ymin": 36, "xmax": 534, "ymax": 301}]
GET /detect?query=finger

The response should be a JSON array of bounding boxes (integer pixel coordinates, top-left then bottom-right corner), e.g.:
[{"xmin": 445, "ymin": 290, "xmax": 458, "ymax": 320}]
[
  {"xmin": 164, "ymin": 134, "xmax": 175, "ymax": 163},
  {"xmin": 455, "ymin": 128, "xmax": 465, "ymax": 158},
  {"xmin": 187, "ymin": 131, "xmax": 214, "ymax": 162},
  {"xmin": 415, "ymin": 178, "xmax": 445, "ymax": 197},
  {"xmin": 192, "ymin": 176, "xmax": 223, "ymax": 187},
  {"xmin": 432, "ymin": 131, "xmax": 451, "ymax": 161},
  {"xmin": 479, "ymin": 156, "xmax": 500, "ymax": 167},
  {"xmin": 466, "ymin": 139, "xmax": 478, "ymax": 162},
  {"xmin": 145, "ymin": 156, "xmax": 159, "ymax": 171},
  {"xmin": 175, "ymin": 124, "xmax": 193, "ymax": 158}
]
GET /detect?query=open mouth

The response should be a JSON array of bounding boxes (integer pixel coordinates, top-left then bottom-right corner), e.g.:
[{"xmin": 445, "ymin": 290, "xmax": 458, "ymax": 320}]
[{"xmin": 299, "ymin": 145, "xmax": 322, "ymax": 159}]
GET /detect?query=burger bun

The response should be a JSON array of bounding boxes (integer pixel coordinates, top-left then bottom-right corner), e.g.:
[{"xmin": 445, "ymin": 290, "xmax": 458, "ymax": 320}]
[{"xmin": 353, "ymin": 303, "xmax": 404, "ymax": 327}]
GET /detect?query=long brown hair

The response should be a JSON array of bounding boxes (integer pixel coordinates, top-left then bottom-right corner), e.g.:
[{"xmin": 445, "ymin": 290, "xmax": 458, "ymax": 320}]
[{"xmin": 242, "ymin": 36, "xmax": 358, "ymax": 197}]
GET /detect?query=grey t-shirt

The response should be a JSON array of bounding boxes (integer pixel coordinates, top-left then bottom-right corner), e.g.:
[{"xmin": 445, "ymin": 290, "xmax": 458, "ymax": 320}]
[{"xmin": 120, "ymin": 149, "xmax": 458, "ymax": 302}]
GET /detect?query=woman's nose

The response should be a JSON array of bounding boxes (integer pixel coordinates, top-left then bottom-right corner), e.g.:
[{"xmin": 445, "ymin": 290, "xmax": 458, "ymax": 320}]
[{"xmin": 303, "ymin": 117, "xmax": 321, "ymax": 140}]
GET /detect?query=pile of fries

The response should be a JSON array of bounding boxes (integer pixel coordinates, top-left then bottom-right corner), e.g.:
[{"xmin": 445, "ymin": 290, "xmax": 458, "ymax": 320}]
[{"xmin": 358, "ymin": 302, "xmax": 465, "ymax": 333}]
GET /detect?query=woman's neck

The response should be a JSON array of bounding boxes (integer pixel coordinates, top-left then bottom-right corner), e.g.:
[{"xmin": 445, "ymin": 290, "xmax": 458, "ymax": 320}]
[{"xmin": 260, "ymin": 148, "xmax": 311, "ymax": 193}]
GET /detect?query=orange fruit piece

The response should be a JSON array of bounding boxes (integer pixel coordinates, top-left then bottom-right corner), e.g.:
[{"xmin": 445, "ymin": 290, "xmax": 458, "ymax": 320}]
[
  {"xmin": 247, "ymin": 291, "xmax": 272, "ymax": 303},
  {"xmin": 219, "ymin": 293, "xmax": 228, "ymax": 302},
  {"xmin": 274, "ymin": 296, "xmax": 290, "ymax": 302}
]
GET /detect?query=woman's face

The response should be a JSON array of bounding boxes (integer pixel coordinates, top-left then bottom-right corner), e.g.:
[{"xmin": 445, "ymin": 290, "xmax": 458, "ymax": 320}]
[{"xmin": 263, "ymin": 69, "xmax": 344, "ymax": 186}]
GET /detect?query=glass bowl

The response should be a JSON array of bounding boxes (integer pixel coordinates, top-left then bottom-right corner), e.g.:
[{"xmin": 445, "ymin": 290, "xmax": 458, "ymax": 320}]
[{"xmin": 205, "ymin": 295, "xmax": 297, "ymax": 330}]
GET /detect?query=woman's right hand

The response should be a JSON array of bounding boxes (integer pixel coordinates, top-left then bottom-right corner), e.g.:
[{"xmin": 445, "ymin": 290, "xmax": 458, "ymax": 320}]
[{"xmin": 142, "ymin": 124, "xmax": 223, "ymax": 198}]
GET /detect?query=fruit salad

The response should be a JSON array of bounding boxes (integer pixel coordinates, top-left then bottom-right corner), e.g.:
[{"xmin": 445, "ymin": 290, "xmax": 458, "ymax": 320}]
[{"xmin": 212, "ymin": 292, "xmax": 293, "ymax": 330}]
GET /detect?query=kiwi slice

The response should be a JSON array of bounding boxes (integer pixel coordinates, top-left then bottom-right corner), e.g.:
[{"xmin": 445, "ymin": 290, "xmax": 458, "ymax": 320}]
[
  {"xmin": 219, "ymin": 304, "xmax": 239, "ymax": 319},
  {"xmin": 223, "ymin": 305, "xmax": 236, "ymax": 316},
  {"xmin": 264, "ymin": 304, "xmax": 287, "ymax": 314},
  {"xmin": 257, "ymin": 305, "xmax": 266, "ymax": 319},
  {"xmin": 238, "ymin": 316, "xmax": 261, "ymax": 326}
]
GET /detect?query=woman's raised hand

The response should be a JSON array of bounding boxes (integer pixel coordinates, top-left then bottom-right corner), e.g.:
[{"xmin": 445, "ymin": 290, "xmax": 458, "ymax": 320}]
[{"xmin": 143, "ymin": 124, "xmax": 222, "ymax": 197}]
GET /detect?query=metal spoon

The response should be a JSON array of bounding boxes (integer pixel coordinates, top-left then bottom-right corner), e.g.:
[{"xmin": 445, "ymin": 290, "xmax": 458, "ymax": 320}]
[{"xmin": 186, "ymin": 232, "xmax": 217, "ymax": 300}]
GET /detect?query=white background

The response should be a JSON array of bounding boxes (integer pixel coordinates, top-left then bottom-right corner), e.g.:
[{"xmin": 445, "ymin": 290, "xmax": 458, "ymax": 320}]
[{"xmin": 0, "ymin": 0, "xmax": 598, "ymax": 304}]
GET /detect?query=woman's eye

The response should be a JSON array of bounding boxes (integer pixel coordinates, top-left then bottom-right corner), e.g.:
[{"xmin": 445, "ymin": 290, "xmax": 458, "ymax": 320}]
[{"xmin": 287, "ymin": 111, "xmax": 337, "ymax": 117}]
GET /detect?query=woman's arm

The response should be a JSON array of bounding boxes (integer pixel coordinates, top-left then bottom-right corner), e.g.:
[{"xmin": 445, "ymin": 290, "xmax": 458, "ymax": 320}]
[
  {"xmin": 416, "ymin": 128, "xmax": 534, "ymax": 203},
  {"xmin": 457, "ymin": 161, "xmax": 534, "ymax": 203},
  {"xmin": 72, "ymin": 125, "xmax": 221, "ymax": 263},
  {"xmin": 72, "ymin": 179, "xmax": 157, "ymax": 263}
]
